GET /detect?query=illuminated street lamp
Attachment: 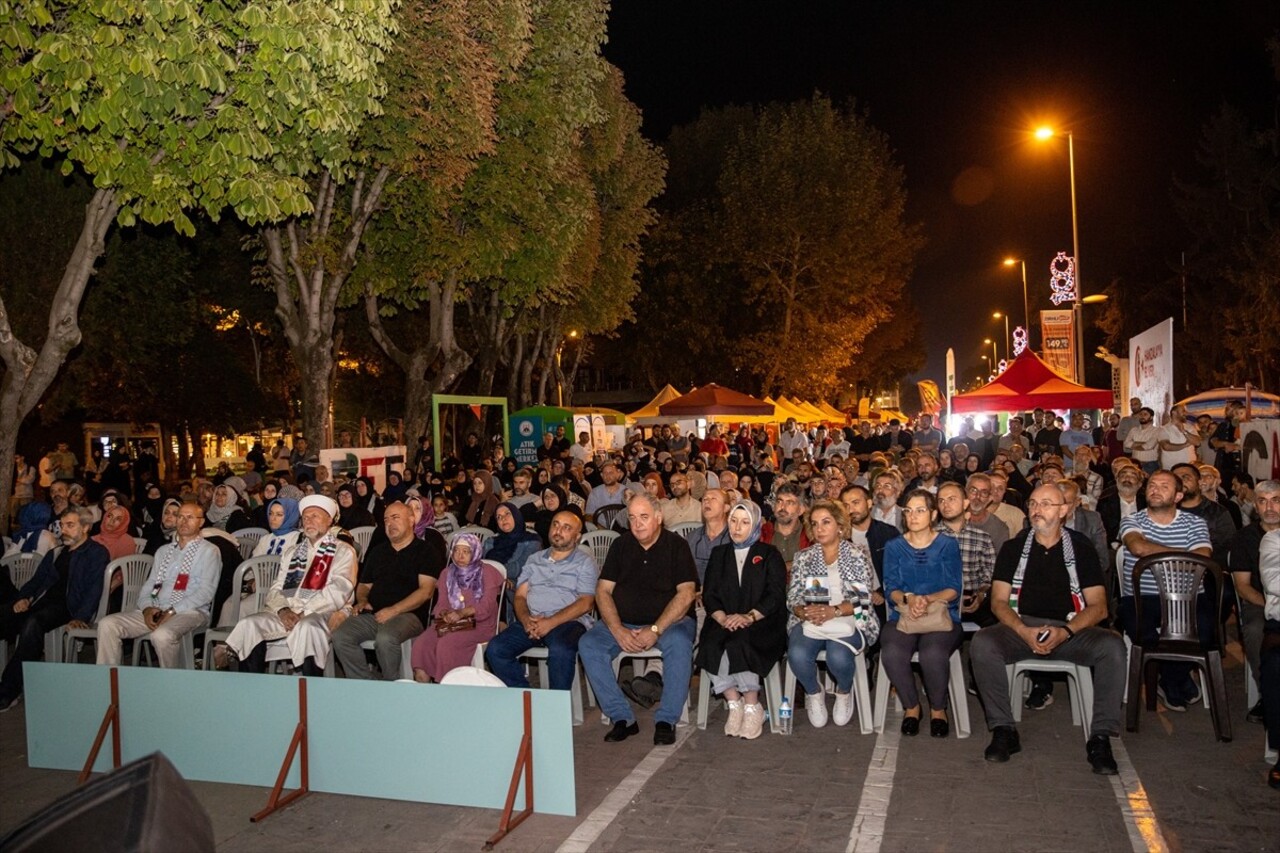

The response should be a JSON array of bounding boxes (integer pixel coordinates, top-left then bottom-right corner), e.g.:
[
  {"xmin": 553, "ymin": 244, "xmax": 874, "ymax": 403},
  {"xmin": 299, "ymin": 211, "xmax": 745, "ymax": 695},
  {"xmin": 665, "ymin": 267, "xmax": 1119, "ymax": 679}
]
[
  {"xmin": 983, "ymin": 338, "xmax": 997, "ymax": 366},
  {"xmin": 1002, "ymin": 258, "xmax": 1030, "ymax": 336},
  {"xmin": 555, "ymin": 330, "xmax": 580, "ymax": 407},
  {"xmin": 992, "ymin": 311, "xmax": 1011, "ymax": 361},
  {"xmin": 1034, "ymin": 125, "xmax": 1084, "ymax": 384}
]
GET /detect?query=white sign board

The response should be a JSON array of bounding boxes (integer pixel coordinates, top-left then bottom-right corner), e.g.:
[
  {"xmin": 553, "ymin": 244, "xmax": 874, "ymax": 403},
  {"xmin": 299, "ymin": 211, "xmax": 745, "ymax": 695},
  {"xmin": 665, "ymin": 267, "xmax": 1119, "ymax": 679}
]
[
  {"xmin": 1128, "ymin": 318, "xmax": 1174, "ymax": 425},
  {"xmin": 319, "ymin": 445, "xmax": 406, "ymax": 494}
]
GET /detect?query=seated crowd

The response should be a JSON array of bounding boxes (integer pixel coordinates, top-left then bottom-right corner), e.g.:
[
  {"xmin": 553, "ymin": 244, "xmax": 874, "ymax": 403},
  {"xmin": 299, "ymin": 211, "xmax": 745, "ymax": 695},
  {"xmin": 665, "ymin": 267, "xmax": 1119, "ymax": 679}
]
[{"xmin": 4, "ymin": 402, "xmax": 1279, "ymax": 789}]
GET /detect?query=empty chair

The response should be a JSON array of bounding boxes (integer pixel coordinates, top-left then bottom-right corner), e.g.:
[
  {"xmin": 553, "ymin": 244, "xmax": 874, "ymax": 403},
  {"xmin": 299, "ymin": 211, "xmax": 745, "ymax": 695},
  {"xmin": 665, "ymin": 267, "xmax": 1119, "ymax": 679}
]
[
  {"xmin": 233, "ymin": 527, "xmax": 269, "ymax": 561},
  {"xmin": 348, "ymin": 525, "xmax": 376, "ymax": 560},
  {"xmin": 577, "ymin": 529, "xmax": 619, "ymax": 566},
  {"xmin": 1125, "ymin": 553, "xmax": 1231, "ymax": 741}
]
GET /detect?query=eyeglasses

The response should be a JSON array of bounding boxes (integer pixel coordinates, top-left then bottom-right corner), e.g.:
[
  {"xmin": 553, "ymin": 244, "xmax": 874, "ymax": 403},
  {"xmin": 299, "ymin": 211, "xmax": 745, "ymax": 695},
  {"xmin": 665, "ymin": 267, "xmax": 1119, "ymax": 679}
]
[{"xmin": 1026, "ymin": 500, "xmax": 1065, "ymax": 511}]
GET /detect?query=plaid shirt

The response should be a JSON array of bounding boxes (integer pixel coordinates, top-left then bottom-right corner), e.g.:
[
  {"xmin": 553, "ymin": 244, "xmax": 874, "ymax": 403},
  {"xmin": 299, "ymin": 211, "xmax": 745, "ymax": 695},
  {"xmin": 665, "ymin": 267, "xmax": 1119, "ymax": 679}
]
[{"xmin": 935, "ymin": 522, "xmax": 995, "ymax": 593}]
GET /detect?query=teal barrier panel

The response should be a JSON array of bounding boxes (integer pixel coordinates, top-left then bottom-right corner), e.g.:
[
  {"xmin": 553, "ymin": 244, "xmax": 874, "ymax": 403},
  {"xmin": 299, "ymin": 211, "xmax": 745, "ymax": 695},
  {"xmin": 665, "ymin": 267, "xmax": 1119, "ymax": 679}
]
[{"xmin": 24, "ymin": 663, "xmax": 576, "ymax": 816}]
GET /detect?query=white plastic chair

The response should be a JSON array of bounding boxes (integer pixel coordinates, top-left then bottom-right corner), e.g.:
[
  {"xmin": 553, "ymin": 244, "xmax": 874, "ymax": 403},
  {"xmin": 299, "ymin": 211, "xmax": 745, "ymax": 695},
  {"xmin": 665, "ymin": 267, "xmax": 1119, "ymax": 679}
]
[
  {"xmin": 62, "ymin": 554, "xmax": 153, "ymax": 663},
  {"xmin": 348, "ymin": 525, "xmax": 376, "ymax": 560},
  {"xmin": 577, "ymin": 529, "xmax": 618, "ymax": 566},
  {"xmin": 784, "ymin": 650, "xmax": 875, "ymax": 735},
  {"xmin": 1007, "ymin": 659, "xmax": 1094, "ymax": 741},
  {"xmin": 670, "ymin": 521, "xmax": 702, "ymax": 539},
  {"xmin": 202, "ymin": 555, "xmax": 278, "ymax": 671},
  {"xmin": 872, "ymin": 649, "xmax": 972, "ymax": 738},
  {"xmin": 0, "ymin": 552, "xmax": 60, "ymax": 670},
  {"xmin": 698, "ymin": 659, "xmax": 786, "ymax": 734},
  {"xmin": 132, "ymin": 536, "xmax": 148, "ymax": 554},
  {"xmin": 518, "ymin": 646, "xmax": 590, "ymax": 725},
  {"xmin": 456, "ymin": 525, "xmax": 496, "ymax": 545},
  {"xmin": 233, "ymin": 527, "xmax": 269, "ymax": 561}
]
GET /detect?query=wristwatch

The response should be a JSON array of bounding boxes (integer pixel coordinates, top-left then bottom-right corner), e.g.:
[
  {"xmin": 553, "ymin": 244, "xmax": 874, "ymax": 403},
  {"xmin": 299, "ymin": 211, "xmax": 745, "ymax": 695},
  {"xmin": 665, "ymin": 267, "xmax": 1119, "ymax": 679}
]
[{"xmin": 649, "ymin": 624, "xmax": 662, "ymax": 636}]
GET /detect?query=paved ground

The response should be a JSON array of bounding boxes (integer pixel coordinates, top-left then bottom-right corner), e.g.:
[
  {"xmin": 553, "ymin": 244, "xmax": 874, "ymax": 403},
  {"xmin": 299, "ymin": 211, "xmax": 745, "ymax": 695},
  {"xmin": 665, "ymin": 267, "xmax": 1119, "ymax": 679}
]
[{"xmin": 1, "ymin": 639, "xmax": 1276, "ymax": 853}]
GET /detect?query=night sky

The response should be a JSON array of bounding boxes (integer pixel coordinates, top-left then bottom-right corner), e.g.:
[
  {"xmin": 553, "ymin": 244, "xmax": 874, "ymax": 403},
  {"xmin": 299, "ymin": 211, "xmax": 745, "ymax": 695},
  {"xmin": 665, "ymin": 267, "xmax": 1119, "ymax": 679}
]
[{"xmin": 604, "ymin": 0, "xmax": 1280, "ymax": 392}]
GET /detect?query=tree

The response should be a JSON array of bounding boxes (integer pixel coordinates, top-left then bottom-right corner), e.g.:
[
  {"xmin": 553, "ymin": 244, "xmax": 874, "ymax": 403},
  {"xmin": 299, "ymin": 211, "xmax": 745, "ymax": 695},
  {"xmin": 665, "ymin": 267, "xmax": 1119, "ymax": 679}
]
[
  {"xmin": 716, "ymin": 96, "xmax": 922, "ymax": 396},
  {"xmin": 0, "ymin": 0, "xmax": 399, "ymax": 530},
  {"xmin": 839, "ymin": 295, "xmax": 926, "ymax": 401}
]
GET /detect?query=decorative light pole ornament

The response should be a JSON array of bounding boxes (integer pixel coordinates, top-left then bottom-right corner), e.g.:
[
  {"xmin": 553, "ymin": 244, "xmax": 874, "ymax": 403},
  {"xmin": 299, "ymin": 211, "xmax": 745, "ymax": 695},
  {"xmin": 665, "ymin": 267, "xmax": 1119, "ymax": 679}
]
[
  {"xmin": 1012, "ymin": 326, "xmax": 1028, "ymax": 356},
  {"xmin": 997, "ymin": 359, "xmax": 1009, "ymax": 374},
  {"xmin": 1049, "ymin": 252, "xmax": 1077, "ymax": 305}
]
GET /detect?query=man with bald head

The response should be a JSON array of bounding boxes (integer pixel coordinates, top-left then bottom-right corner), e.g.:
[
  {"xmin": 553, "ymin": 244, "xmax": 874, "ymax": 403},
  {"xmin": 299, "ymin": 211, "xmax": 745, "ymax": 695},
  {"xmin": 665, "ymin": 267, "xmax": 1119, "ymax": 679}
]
[
  {"xmin": 972, "ymin": 484, "xmax": 1123, "ymax": 774},
  {"xmin": 487, "ymin": 508, "xmax": 598, "ymax": 691},
  {"xmin": 96, "ymin": 502, "xmax": 220, "ymax": 668},
  {"xmin": 330, "ymin": 501, "xmax": 444, "ymax": 680}
]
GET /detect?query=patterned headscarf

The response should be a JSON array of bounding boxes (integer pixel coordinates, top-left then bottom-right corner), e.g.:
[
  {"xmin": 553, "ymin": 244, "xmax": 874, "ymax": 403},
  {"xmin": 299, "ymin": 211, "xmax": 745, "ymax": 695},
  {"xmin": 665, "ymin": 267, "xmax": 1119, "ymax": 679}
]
[
  {"xmin": 445, "ymin": 532, "xmax": 486, "ymax": 609},
  {"xmin": 407, "ymin": 494, "xmax": 436, "ymax": 540}
]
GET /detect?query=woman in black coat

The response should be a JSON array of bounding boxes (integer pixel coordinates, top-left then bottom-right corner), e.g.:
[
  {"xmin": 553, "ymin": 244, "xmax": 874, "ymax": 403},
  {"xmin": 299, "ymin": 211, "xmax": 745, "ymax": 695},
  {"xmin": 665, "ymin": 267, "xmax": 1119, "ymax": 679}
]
[{"xmin": 695, "ymin": 499, "xmax": 787, "ymax": 740}]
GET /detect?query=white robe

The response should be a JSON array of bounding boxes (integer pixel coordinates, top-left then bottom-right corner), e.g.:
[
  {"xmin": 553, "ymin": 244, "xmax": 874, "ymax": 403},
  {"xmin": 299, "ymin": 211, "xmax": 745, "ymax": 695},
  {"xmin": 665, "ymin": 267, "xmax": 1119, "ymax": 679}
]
[{"xmin": 226, "ymin": 531, "xmax": 356, "ymax": 668}]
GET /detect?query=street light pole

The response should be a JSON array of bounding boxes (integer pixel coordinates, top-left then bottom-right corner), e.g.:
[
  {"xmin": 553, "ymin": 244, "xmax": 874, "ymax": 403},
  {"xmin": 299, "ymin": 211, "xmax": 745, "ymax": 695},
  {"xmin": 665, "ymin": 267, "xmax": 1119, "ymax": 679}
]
[
  {"xmin": 1002, "ymin": 258, "xmax": 1030, "ymax": 345},
  {"xmin": 993, "ymin": 312, "xmax": 1010, "ymax": 361},
  {"xmin": 1066, "ymin": 131, "xmax": 1084, "ymax": 385}
]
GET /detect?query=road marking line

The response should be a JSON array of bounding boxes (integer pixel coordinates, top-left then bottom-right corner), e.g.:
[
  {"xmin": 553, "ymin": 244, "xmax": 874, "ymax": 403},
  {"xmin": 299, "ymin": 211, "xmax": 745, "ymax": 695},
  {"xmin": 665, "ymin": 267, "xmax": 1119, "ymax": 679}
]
[
  {"xmin": 847, "ymin": 709, "xmax": 901, "ymax": 853},
  {"xmin": 1109, "ymin": 737, "xmax": 1168, "ymax": 853},
  {"xmin": 556, "ymin": 724, "xmax": 694, "ymax": 853}
]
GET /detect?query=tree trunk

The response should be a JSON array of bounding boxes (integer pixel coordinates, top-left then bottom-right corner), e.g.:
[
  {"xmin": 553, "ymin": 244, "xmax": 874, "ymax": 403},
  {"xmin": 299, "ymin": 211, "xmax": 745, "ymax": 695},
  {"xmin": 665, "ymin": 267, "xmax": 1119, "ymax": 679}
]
[
  {"xmin": 265, "ymin": 167, "xmax": 390, "ymax": 451},
  {"xmin": 0, "ymin": 187, "xmax": 118, "ymax": 533},
  {"xmin": 507, "ymin": 331, "xmax": 525, "ymax": 408},
  {"xmin": 563, "ymin": 338, "xmax": 588, "ymax": 408}
]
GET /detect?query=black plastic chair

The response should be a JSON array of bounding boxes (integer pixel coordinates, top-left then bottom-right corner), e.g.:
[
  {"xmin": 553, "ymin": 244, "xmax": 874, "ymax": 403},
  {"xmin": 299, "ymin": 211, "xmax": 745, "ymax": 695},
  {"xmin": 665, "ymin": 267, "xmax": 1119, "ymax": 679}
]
[
  {"xmin": 1125, "ymin": 552, "xmax": 1231, "ymax": 742},
  {"xmin": 590, "ymin": 503, "xmax": 628, "ymax": 531}
]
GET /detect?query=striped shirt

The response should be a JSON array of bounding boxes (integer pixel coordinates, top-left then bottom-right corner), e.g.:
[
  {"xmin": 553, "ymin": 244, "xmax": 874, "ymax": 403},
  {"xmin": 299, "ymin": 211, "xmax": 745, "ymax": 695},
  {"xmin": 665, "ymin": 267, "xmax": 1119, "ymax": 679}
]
[
  {"xmin": 1118, "ymin": 509, "xmax": 1211, "ymax": 596},
  {"xmin": 935, "ymin": 522, "xmax": 996, "ymax": 593}
]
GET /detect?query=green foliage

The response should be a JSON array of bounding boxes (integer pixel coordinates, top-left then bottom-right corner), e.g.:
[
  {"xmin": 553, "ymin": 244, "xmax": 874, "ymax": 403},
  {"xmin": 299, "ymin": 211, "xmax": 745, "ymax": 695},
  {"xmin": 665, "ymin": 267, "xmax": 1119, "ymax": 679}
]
[{"xmin": 2, "ymin": 0, "xmax": 399, "ymax": 235}]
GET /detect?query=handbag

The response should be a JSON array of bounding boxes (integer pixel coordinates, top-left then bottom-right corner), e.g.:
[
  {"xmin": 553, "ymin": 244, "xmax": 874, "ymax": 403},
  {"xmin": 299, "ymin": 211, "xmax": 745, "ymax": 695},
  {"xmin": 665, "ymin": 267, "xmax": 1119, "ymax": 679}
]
[
  {"xmin": 434, "ymin": 614, "xmax": 476, "ymax": 635},
  {"xmin": 893, "ymin": 599, "xmax": 952, "ymax": 634}
]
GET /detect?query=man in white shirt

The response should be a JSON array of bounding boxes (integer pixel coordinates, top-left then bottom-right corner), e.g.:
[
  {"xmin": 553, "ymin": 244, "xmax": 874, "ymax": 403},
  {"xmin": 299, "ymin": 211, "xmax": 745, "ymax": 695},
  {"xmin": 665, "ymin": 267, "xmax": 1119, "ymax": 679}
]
[
  {"xmin": 569, "ymin": 431, "xmax": 593, "ymax": 465},
  {"xmin": 1122, "ymin": 407, "xmax": 1161, "ymax": 474},
  {"xmin": 659, "ymin": 472, "xmax": 701, "ymax": 528},
  {"xmin": 1158, "ymin": 405, "xmax": 1199, "ymax": 469},
  {"xmin": 778, "ymin": 418, "xmax": 810, "ymax": 461}
]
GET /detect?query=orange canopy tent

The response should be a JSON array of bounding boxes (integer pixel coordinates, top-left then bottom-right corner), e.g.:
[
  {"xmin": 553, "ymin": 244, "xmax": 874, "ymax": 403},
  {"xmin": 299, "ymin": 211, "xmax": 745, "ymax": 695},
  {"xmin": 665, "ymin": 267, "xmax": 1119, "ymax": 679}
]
[
  {"xmin": 659, "ymin": 384, "xmax": 775, "ymax": 417},
  {"xmin": 950, "ymin": 350, "xmax": 1114, "ymax": 413}
]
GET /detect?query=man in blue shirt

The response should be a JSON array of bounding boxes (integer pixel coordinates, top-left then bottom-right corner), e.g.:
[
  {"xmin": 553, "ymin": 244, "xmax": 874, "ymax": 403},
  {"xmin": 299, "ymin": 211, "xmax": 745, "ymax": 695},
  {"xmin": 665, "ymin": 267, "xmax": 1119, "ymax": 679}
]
[{"xmin": 486, "ymin": 509, "xmax": 598, "ymax": 691}]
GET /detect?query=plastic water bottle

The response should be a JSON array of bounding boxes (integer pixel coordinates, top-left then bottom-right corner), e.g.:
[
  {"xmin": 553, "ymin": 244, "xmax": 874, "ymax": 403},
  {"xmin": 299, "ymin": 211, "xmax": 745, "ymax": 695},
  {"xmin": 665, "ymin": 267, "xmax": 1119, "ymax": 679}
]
[{"xmin": 778, "ymin": 697, "xmax": 793, "ymax": 735}]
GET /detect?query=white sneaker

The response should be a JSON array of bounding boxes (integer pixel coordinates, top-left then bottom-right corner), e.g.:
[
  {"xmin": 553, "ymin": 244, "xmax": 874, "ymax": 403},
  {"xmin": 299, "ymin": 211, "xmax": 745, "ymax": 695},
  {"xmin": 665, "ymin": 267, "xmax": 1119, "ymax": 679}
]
[
  {"xmin": 740, "ymin": 703, "xmax": 765, "ymax": 739},
  {"xmin": 806, "ymin": 686, "xmax": 828, "ymax": 729},
  {"xmin": 832, "ymin": 690, "xmax": 854, "ymax": 727},
  {"xmin": 724, "ymin": 699, "xmax": 745, "ymax": 737}
]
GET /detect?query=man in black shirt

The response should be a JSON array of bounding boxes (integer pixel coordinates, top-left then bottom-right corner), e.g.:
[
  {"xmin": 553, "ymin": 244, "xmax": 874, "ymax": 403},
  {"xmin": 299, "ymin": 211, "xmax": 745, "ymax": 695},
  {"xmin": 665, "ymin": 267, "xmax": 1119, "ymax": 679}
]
[
  {"xmin": 0, "ymin": 507, "xmax": 108, "ymax": 711},
  {"xmin": 330, "ymin": 501, "xmax": 443, "ymax": 680},
  {"xmin": 971, "ymin": 484, "xmax": 1125, "ymax": 775},
  {"xmin": 1230, "ymin": 479, "xmax": 1279, "ymax": 724},
  {"xmin": 579, "ymin": 493, "xmax": 698, "ymax": 745}
]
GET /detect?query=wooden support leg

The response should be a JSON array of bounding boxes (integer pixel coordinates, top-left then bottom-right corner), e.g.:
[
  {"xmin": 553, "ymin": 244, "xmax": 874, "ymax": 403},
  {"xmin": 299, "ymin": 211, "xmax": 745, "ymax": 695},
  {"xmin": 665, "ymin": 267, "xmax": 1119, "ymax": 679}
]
[
  {"xmin": 251, "ymin": 678, "xmax": 311, "ymax": 823},
  {"xmin": 484, "ymin": 690, "xmax": 534, "ymax": 850},
  {"xmin": 79, "ymin": 667, "xmax": 121, "ymax": 784}
]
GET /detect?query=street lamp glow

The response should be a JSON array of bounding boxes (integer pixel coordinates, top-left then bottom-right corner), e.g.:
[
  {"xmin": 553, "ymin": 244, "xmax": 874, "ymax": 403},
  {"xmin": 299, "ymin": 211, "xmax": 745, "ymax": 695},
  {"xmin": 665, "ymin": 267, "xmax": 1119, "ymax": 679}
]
[
  {"xmin": 1030, "ymin": 121, "xmax": 1084, "ymax": 383},
  {"xmin": 1035, "ymin": 126, "xmax": 1055, "ymax": 140},
  {"xmin": 1082, "ymin": 293, "xmax": 1109, "ymax": 304}
]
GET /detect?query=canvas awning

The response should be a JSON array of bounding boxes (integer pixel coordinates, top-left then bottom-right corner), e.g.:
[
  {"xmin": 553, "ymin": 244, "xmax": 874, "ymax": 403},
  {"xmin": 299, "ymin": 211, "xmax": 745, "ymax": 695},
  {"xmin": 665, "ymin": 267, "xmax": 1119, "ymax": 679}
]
[
  {"xmin": 950, "ymin": 350, "xmax": 1114, "ymax": 413},
  {"xmin": 659, "ymin": 384, "xmax": 774, "ymax": 417},
  {"xmin": 628, "ymin": 384, "xmax": 686, "ymax": 424}
]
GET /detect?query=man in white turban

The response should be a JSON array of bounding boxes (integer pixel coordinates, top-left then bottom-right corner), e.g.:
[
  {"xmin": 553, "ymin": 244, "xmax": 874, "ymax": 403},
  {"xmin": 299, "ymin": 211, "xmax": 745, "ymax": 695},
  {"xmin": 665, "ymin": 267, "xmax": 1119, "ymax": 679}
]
[{"xmin": 226, "ymin": 495, "xmax": 356, "ymax": 675}]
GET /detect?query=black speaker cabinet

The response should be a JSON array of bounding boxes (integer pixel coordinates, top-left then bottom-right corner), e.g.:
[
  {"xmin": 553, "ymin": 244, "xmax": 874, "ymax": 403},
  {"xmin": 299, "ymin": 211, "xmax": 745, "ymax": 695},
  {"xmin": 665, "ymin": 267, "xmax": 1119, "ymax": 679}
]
[{"xmin": 1, "ymin": 752, "xmax": 214, "ymax": 852}]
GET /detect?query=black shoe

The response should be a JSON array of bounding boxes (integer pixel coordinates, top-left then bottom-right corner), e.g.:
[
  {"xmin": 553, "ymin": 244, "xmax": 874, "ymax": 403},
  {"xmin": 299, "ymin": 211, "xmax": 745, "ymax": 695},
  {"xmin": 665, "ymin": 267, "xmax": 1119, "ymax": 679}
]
[
  {"xmin": 653, "ymin": 721, "xmax": 676, "ymax": 745},
  {"xmin": 632, "ymin": 672, "xmax": 664, "ymax": 703},
  {"xmin": 984, "ymin": 726, "xmax": 1021, "ymax": 763},
  {"xmin": 604, "ymin": 720, "xmax": 639, "ymax": 742},
  {"xmin": 1086, "ymin": 734, "xmax": 1119, "ymax": 776},
  {"xmin": 1246, "ymin": 700, "xmax": 1265, "ymax": 725},
  {"xmin": 1025, "ymin": 684, "xmax": 1054, "ymax": 710},
  {"xmin": 0, "ymin": 693, "xmax": 20, "ymax": 713},
  {"xmin": 1156, "ymin": 686, "xmax": 1186, "ymax": 713},
  {"xmin": 900, "ymin": 715, "xmax": 920, "ymax": 736},
  {"xmin": 930, "ymin": 717, "xmax": 950, "ymax": 738}
]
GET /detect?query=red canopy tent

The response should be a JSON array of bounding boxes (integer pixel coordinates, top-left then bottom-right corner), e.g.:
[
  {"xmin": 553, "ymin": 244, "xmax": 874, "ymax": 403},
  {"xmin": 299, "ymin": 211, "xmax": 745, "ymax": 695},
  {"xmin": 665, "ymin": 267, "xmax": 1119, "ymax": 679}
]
[
  {"xmin": 658, "ymin": 383, "xmax": 775, "ymax": 417},
  {"xmin": 950, "ymin": 350, "xmax": 1115, "ymax": 413}
]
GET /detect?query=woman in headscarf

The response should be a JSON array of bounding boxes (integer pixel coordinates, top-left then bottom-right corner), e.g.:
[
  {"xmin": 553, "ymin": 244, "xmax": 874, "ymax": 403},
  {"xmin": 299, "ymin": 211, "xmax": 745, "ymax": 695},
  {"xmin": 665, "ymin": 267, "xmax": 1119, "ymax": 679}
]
[
  {"xmin": 497, "ymin": 457, "xmax": 519, "ymax": 493},
  {"xmin": 137, "ymin": 483, "xmax": 167, "ymax": 530},
  {"xmin": 144, "ymin": 499, "xmax": 181, "ymax": 555},
  {"xmin": 92, "ymin": 505, "xmax": 137, "ymax": 561},
  {"xmin": 531, "ymin": 485, "xmax": 567, "ymax": 546},
  {"xmin": 250, "ymin": 480, "xmax": 279, "ymax": 527},
  {"xmin": 406, "ymin": 493, "xmax": 448, "ymax": 567},
  {"xmin": 696, "ymin": 500, "xmax": 788, "ymax": 739},
  {"xmin": 642, "ymin": 472, "xmax": 667, "ymax": 501},
  {"xmin": 382, "ymin": 470, "xmax": 409, "ymax": 504},
  {"xmin": 7, "ymin": 502, "xmax": 56, "ymax": 557},
  {"xmin": 206, "ymin": 477, "xmax": 252, "ymax": 533},
  {"xmin": 485, "ymin": 501, "xmax": 542, "ymax": 581},
  {"xmin": 353, "ymin": 476, "xmax": 384, "ymax": 524},
  {"xmin": 534, "ymin": 466, "xmax": 552, "ymax": 493},
  {"xmin": 409, "ymin": 532, "xmax": 504, "ymax": 683},
  {"xmin": 251, "ymin": 497, "xmax": 301, "ymax": 558},
  {"xmin": 335, "ymin": 483, "xmax": 375, "ymax": 531},
  {"xmin": 462, "ymin": 472, "xmax": 502, "ymax": 531}
]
